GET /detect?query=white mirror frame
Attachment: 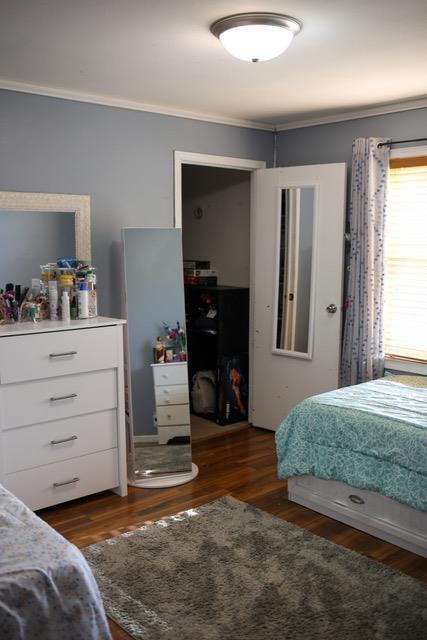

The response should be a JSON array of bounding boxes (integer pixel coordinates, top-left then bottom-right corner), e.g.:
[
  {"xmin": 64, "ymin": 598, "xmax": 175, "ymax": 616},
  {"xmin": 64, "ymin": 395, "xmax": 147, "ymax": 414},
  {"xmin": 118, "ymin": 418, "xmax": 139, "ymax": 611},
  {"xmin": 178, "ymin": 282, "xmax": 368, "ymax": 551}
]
[
  {"xmin": 0, "ymin": 191, "xmax": 91, "ymax": 261},
  {"xmin": 271, "ymin": 183, "xmax": 319, "ymax": 360}
]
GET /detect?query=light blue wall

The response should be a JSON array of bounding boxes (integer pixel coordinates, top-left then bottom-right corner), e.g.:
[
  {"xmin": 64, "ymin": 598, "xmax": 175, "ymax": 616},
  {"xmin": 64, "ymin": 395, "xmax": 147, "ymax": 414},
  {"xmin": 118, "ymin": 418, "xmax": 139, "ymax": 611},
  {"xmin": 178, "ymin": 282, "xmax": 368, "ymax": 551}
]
[
  {"xmin": 1, "ymin": 88, "xmax": 425, "ymax": 317},
  {"xmin": 277, "ymin": 108, "xmax": 427, "ymax": 167},
  {"xmin": 0, "ymin": 89, "xmax": 273, "ymax": 315}
]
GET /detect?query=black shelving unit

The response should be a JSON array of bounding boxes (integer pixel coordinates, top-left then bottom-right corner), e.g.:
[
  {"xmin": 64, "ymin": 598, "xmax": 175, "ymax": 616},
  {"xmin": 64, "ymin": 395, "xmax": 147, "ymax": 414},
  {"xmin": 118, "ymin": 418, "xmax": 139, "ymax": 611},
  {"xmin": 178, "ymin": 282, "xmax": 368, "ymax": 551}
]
[{"xmin": 184, "ymin": 284, "xmax": 249, "ymax": 425}]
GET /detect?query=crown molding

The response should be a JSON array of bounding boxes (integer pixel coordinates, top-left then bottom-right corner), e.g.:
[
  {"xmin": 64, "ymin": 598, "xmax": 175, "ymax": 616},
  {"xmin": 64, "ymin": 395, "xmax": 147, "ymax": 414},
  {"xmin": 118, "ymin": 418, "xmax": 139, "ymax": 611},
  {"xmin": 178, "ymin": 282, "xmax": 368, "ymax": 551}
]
[
  {"xmin": 0, "ymin": 78, "xmax": 425, "ymax": 134},
  {"xmin": 275, "ymin": 96, "xmax": 427, "ymax": 131},
  {"xmin": 0, "ymin": 78, "xmax": 274, "ymax": 131}
]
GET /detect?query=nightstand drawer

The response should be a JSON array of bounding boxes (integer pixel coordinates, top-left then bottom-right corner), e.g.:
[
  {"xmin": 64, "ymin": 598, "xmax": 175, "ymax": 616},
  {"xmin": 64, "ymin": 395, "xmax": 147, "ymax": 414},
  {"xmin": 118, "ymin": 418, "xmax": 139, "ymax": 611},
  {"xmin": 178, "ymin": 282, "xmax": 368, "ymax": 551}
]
[
  {"xmin": 3, "ymin": 410, "xmax": 117, "ymax": 473},
  {"xmin": 0, "ymin": 325, "xmax": 118, "ymax": 384},
  {"xmin": 153, "ymin": 363, "xmax": 188, "ymax": 386},
  {"xmin": 4, "ymin": 448, "xmax": 119, "ymax": 511},
  {"xmin": 1, "ymin": 369, "xmax": 117, "ymax": 429},
  {"xmin": 154, "ymin": 384, "xmax": 189, "ymax": 406},
  {"xmin": 156, "ymin": 404, "xmax": 190, "ymax": 426}
]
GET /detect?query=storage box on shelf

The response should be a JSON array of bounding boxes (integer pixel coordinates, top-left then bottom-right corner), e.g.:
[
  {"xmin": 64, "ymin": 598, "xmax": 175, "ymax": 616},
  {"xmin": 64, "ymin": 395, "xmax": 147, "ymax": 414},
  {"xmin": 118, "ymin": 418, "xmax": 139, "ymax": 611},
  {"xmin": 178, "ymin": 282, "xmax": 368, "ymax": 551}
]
[{"xmin": 0, "ymin": 317, "xmax": 128, "ymax": 510}]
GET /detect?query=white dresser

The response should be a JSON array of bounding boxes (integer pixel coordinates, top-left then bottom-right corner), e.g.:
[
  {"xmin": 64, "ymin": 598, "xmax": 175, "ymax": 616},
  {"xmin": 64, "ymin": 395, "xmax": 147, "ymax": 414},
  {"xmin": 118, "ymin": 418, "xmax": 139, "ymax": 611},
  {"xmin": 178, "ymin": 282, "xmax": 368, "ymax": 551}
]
[
  {"xmin": 0, "ymin": 317, "xmax": 128, "ymax": 510},
  {"xmin": 151, "ymin": 362, "xmax": 190, "ymax": 444}
]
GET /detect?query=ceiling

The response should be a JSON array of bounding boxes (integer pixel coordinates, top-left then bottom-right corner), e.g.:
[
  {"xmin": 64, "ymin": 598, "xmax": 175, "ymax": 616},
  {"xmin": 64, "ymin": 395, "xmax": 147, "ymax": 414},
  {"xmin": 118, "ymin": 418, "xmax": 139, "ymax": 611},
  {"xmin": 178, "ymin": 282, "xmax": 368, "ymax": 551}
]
[{"xmin": 0, "ymin": 0, "xmax": 426, "ymax": 129}]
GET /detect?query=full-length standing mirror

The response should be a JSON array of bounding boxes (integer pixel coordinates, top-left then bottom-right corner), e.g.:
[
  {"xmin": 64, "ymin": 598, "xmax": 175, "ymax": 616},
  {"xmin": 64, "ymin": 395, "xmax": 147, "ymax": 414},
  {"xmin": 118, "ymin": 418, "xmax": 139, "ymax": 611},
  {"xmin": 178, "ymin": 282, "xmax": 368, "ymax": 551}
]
[
  {"xmin": 273, "ymin": 186, "xmax": 315, "ymax": 358},
  {"xmin": 122, "ymin": 228, "xmax": 197, "ymax": 487}
]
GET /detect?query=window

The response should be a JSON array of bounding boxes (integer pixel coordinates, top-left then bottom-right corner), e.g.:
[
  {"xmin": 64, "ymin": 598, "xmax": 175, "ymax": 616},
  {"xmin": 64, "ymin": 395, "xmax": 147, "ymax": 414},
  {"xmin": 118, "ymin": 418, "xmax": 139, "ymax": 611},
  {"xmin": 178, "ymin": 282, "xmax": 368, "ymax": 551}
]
[{"xmin": 384, "ymin": 154, "xmax": 427, "ymax": 362}]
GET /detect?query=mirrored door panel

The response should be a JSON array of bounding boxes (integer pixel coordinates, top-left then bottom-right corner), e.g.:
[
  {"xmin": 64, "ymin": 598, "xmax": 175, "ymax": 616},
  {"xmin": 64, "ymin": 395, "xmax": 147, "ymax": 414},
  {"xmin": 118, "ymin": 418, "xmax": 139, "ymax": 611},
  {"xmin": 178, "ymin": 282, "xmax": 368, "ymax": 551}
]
[{"xmin": 274, "ymin": 187, "xmax": 315, "ymax": 357}]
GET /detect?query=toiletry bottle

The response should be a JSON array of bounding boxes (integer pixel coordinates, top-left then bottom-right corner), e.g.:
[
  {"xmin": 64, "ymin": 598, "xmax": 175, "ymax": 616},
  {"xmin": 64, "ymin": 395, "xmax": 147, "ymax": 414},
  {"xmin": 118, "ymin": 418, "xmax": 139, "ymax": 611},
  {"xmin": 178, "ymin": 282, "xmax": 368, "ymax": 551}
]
[
  {"xmin": 78, "ymin": 282, "xmax": 89, "ymax": 319},
  {"xmin": 59, "ymin": 273, "xmax": 73, "ymax": 292},
  {"xmin": 48, "ymin": 280, "xmax": 59, "ymax": 320},
  {"xmin": 61, "ymin": 291, "xmax": 70, "ymax": 321},
  {"xmin": 70, "ymin": 290, "xmax": 78, "ymax": 320},
  {"xmin": 31, "ymin": 278, "xmax": 40, "ymax": 298},
  {"xmin": 86, "ymin": 272, "xmax": 98, "ymax": 317}
]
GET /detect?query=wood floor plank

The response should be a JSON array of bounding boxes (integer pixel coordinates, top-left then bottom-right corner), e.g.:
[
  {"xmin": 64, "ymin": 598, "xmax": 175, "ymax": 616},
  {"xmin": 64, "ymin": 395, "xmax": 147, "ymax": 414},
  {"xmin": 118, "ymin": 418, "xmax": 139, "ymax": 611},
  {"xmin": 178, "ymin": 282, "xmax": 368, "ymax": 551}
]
[{"xmin": 38, "ymin": 427, "xmax": 427, "ymax": 640}]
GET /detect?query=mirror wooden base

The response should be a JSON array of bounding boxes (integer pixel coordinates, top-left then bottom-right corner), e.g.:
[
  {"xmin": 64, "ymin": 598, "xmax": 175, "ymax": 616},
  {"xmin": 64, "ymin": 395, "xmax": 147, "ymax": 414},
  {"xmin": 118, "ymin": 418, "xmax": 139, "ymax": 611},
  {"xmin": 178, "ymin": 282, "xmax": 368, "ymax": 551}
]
[{"xmin": 128, "ymin": 463, "xmax": 199, "ymax": 488}]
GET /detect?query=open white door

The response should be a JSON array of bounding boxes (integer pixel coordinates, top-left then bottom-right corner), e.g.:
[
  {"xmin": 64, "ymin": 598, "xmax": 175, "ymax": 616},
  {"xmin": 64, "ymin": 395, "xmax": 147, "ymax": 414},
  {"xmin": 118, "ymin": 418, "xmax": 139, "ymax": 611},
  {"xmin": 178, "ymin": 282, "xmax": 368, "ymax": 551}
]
[{"xmin": 250, "ymin": 163, "xmax": 346, "ymax": 431}]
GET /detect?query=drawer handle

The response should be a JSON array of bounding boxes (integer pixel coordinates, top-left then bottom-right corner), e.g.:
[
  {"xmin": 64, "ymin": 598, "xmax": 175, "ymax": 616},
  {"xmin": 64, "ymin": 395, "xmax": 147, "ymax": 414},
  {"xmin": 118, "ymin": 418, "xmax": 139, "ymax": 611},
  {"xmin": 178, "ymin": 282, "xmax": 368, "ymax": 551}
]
[
  {"xmin": 53, "ymin": 477, "xmax": 80, "ymax": 488},
  {"xmin": 163, "ymin": 389, "xmax": 170, "ymax": 394},
  {"xmin": 167, "ymin": 414, "xmax": 172, "ymax": 419},
  {"xmin": 349, "ymin": 494, "xmax": 365, "ymax": 505},
  {"xmin": 50, "ymin": 435, "xmax": 78, "ymax": 445},
  {"xmin": 50, "ymin": 393, "xmax": 78, "ymax": 402},
  {"xmin": 49, "ymin": 351, "xmax": 78, "ymax": 358},
  {"xmin": 161, "ymin": 374, "xmax": 169, "ymax": 379}
]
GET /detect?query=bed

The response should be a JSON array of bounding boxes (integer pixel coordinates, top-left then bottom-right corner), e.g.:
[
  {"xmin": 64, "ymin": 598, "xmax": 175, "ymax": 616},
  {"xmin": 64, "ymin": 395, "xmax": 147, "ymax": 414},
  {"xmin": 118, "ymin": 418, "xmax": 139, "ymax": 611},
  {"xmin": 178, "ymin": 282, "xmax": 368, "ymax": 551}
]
[
  {"xmin": 275, "ymin": 375, "xmax": 427, "ymax": 557},
  {"xmin": 0, "ymin": 483, "xmax": 112, "ymax": 639}
]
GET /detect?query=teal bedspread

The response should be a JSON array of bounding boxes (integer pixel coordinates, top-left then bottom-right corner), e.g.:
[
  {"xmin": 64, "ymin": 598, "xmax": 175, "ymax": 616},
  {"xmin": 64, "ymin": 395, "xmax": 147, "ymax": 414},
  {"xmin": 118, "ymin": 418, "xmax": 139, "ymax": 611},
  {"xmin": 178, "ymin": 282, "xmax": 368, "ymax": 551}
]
[{"xmin": 275, "ymin": 376, "xmax": 427, "ymax": 511}]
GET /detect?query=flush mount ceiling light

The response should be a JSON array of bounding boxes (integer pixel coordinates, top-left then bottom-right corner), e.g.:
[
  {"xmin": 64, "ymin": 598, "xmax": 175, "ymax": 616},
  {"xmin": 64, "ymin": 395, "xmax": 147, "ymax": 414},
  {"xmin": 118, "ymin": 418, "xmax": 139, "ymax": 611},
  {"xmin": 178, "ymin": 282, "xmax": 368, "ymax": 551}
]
[{"xmin": 210, "ymin": 12, "xmax": 302, "ymax": 63}]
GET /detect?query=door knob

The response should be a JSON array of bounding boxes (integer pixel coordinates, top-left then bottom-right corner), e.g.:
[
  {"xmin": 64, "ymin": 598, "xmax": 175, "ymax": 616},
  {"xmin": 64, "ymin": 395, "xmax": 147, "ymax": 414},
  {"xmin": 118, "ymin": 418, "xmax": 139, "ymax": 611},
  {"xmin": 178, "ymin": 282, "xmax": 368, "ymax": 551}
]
[{"xmin": 326, "ymin": 304, "xmax": 337, "ymax": 314}]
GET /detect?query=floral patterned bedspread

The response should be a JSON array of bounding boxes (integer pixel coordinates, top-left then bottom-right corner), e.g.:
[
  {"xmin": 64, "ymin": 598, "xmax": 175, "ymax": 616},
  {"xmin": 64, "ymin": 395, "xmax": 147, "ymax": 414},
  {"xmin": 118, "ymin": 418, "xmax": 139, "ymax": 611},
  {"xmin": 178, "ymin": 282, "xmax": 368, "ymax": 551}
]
[
  {"xmin": 0, "ymin": 484, "xmax": 112, "ymax": 639},
  {"xmin": 275, "ymin": 376, "xmax": 427, "ymax": 511}
]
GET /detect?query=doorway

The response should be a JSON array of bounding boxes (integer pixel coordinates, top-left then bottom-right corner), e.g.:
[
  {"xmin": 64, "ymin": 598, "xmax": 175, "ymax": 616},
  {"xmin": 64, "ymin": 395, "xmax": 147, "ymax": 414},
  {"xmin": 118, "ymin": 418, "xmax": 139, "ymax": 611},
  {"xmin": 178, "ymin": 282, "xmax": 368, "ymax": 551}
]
[{"xmin": 175, "ymin": 151, "xmax": 265, "ymax": 442}]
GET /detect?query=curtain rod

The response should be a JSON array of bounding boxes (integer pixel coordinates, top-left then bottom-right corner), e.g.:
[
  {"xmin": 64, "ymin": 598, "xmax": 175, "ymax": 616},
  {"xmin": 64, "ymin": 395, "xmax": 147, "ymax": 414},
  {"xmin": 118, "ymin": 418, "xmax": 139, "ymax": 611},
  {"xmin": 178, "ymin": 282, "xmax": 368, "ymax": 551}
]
[{"xmin": 377, "ymin": 137, "xmax": 427, "ymax": 148}]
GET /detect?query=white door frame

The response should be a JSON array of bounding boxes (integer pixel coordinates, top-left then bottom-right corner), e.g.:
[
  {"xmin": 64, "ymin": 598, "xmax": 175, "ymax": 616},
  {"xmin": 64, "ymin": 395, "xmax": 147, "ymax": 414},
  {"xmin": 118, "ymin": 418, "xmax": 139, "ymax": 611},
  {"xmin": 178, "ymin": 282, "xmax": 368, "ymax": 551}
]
[
  {"xmin": 174, "ymin": 150, "xmax": 266, "ymax": 422},
  {"xmin": 174, "ymin": 151, "xmax": 266, "ymax": 228}
]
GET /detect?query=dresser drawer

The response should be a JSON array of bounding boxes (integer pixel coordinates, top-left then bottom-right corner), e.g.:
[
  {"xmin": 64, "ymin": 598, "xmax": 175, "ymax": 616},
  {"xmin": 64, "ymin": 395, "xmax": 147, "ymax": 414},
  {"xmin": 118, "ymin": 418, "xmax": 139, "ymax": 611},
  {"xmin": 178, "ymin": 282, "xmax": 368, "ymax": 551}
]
[
  {"xmin": 1, "ymin": 369, "xmax": 117, "ymax": 429},
  {"xmin": 153, "ymin": 363, "xmax": 188, "ymax": 387},
  {"xmin": 156, "ymin": 403, "xmax": 190, "ymax": 426},
  {"xmin": 155, "ymin": 384, "xmax": 189, "ymax": 406},
  {"xmin": 2, "ymin": 410, "xmax": 117, "ymax": 473},
  {"xmin": 4, "ymin": 448, "xmax": 119, "ymax": 511},
  {"xmin": 0, "ymin": 325, "xmax": 119, "ymax": 384}
]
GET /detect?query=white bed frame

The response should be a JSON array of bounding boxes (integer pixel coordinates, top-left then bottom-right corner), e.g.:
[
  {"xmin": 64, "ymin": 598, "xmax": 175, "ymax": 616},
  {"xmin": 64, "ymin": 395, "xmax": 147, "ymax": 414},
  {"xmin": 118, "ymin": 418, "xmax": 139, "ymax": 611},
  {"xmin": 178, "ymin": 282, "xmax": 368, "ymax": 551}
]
[{"xmin": 288, "ymin": 475, "xmax": 427, "ymax": 558}]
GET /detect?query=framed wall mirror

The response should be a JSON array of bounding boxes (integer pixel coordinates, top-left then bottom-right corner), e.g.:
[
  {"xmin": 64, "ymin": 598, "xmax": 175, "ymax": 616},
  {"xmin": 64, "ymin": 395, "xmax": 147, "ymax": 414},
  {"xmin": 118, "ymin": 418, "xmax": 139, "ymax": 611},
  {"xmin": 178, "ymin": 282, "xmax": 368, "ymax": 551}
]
[
  {"xmin": 272, "ymin": 185, "xmax": 316, "ymax": 360},
  {"xmin": 0, "ymin": 191, "xmax": 91, "ymax": 290}
]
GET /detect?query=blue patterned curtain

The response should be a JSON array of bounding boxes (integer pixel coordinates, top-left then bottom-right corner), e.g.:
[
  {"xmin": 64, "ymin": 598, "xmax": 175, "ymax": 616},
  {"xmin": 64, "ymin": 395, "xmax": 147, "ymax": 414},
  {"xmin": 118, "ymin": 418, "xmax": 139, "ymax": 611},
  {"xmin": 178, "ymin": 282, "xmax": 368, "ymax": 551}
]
[{"xmin": 340, "ymin": 137, "xmax": 390, "ymax": 387}]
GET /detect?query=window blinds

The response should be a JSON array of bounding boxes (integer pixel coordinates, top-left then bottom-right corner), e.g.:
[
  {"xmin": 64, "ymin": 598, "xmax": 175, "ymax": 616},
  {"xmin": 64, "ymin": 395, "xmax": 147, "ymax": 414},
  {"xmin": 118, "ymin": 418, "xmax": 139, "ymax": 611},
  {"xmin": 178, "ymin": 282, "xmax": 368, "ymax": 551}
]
[{"xmin": 384, "ymin": 160, "xmax": 427, "ymax": 361}]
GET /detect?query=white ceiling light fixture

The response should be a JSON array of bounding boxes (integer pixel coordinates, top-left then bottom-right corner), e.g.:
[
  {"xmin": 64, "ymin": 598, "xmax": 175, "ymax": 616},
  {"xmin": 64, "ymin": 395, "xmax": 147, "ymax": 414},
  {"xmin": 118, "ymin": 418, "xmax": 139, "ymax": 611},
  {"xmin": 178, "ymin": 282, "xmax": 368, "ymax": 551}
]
[{"xmin": 210, "ymin": 12, "xmax": 302, "ymax": 63}]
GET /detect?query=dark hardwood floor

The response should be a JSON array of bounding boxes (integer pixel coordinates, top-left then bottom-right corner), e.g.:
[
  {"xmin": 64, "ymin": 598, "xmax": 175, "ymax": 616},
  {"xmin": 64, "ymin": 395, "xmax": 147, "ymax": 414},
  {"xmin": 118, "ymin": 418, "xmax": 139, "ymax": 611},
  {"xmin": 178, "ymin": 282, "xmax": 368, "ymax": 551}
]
[{"xmin": 39, "ymin": 427, "xmax": 427, "ymax": 640}]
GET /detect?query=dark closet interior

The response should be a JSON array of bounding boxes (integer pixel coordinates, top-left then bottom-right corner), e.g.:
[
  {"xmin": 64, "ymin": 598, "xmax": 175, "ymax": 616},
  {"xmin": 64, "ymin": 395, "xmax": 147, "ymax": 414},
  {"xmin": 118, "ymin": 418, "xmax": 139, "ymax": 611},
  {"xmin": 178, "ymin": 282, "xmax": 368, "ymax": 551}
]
[{"xmin": 182, "ymin": 164, "xmax": 251, "ymax": 426}]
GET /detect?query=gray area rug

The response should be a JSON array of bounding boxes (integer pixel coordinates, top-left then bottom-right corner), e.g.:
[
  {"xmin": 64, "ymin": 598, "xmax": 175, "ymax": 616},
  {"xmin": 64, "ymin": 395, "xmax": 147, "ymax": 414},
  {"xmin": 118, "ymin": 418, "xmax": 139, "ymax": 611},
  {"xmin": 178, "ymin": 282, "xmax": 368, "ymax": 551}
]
[{"xmin": 83, "ymin": 496, "xmax": 427, "ymax": 640}]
